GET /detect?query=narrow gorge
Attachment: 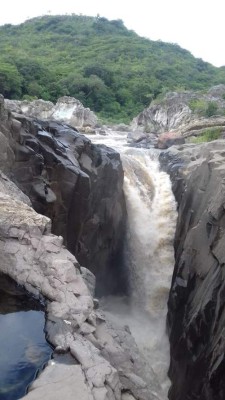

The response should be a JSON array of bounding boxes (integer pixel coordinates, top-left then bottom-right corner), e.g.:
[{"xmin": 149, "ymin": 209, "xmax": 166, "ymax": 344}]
[
  {"xmin": 1, "ymin": 86, "xmax": 225, "ymax": 400},
  {"xmin": 0, "ymin": 95, "xmax": 176, "ymax": 400}
]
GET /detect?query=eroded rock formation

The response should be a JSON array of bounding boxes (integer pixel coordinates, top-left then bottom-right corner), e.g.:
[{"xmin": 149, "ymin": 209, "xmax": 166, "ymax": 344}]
[
  {"xmin": 3, "ymin": 104, "xmax": 125, "ymax": 294},
  {"xmin": 160, "ymin": 141, "xmax": 225, "ymax": 400}
]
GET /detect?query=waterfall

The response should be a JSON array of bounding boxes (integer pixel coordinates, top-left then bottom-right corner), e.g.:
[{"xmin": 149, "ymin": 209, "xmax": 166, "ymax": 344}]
[
  {"xmin": 86, "ymin": 129, "xmax": 177, "ymax": 397},
  {"xmin": 122, "ymin": 149, "xmax": 177, "ymax": 311}
]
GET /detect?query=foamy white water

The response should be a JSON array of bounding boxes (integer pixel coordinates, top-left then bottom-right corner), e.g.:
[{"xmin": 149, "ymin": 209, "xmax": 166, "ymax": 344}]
[{"xmin": 85, "ymin": 128, "xmax": 177, "ymax": 397}]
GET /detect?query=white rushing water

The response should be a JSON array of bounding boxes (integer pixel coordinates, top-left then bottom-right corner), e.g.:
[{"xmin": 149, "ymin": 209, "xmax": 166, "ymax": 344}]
[{"xmin": 86, "ymin": 129, "xmax": 177, "ymax": 397}]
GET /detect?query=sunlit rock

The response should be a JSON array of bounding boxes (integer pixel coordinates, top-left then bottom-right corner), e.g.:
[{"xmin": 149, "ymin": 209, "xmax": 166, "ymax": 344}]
[{"xmin": 5, "ymin": 96, "xmax": 98, "ymax": 129}]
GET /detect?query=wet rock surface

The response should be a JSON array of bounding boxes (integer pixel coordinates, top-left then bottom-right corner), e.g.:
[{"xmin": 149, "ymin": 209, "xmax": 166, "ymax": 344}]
[{"xmin": 160, "ymin": 141, "xmax": 225, "ymax": 400}]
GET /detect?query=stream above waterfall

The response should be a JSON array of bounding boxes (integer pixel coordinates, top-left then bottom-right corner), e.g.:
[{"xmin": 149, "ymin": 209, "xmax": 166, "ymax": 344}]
[
  {"xmin": 85, "ymin": 128, "xmax": 177, "ymax": 398},
  {"xmin": 0, "ymin": 274, "xmax": 52, "ymax": 400}
]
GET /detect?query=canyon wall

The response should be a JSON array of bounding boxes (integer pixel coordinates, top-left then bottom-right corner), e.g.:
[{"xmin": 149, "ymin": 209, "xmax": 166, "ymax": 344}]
[
  {"xmin": 160, "ymin": 141, "xmax": 225, "ymax": 400},
  {"xmin": 1, "ymin": 97, "xmax": 125, "ymax": 294}
]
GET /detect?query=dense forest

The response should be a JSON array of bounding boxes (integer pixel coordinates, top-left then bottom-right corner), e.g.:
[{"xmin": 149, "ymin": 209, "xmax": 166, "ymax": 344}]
[{"xmin": 0, "ymin": 14, "xmax": 225, "ymax": 122}]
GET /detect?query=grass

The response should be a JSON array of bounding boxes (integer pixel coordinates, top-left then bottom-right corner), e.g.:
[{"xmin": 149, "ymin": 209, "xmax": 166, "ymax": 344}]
[{"xmin": 191, "ymin": 127, "xmax": 222, "ymax": 143}]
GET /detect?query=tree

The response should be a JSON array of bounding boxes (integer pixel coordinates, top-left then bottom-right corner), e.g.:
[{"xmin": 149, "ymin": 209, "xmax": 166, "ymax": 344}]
[{"xmin": 0, "ymin": 61, "xmax": 22, "ymax": 98}]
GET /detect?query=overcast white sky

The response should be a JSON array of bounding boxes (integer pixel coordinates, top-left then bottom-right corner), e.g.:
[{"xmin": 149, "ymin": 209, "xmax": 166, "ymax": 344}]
[{"xmin": 0, "ymin": 0, "xmax": 224, "ymax": 67}]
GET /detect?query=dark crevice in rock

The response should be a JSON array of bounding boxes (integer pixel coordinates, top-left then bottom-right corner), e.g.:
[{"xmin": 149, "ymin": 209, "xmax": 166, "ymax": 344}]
[{"xmin": 0, "ymin": 272, "xmax": 45, "ymax": 313}]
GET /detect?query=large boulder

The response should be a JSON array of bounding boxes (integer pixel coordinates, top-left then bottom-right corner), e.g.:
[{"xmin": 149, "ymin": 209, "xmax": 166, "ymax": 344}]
[
  {"xmin": 156, "ymin": 131, "xmax": 185, "ymax": 149},
  {"xmin": 160, "ymin": 141, "xmax": 225, "ymax": 400},
  {"xmin": 130, "ymin": 91, "xmax": 194, "ymax": 134}
]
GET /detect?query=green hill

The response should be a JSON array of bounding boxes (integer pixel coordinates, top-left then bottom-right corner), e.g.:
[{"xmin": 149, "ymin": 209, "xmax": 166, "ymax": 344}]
[{"xmin": 0, "ymin": 14, "xmax": 225, "ymax": 122}]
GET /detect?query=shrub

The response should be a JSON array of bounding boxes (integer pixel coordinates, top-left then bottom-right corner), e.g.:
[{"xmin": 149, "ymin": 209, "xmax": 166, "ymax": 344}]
[
  {"xmin": 188, "ymin": 99, "xmax": 207, "ymax": 115},
  {"xmin": 205, "ymin": 101, "xmax": 218, "ymax": 117},
  {"xmin": 189, "ymin": 99, "xmax": 219, "ymax": 117}
]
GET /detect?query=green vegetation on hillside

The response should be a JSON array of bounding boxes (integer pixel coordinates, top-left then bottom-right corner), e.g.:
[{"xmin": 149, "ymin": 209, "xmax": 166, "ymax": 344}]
[
  {"xmin": 188, "ymin": 99, "xmax": 221, "ymax": 117},
  {"xmin": 0, "ymin": 15, "xmax": 225, "ymax": 122}
]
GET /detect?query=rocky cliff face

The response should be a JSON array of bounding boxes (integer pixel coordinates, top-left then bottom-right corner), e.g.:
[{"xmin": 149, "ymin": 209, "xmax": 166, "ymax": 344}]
[
  {"xmin": 130, "ymin": 85, "xmax": 225, "ymax": 148},
  {"xmin": 160, "ymin": 141, "xmax": 225, "ymax": 400},
  {"xmin": 131, "ymin": 85, "xmax": 225, "ymax": 134},
  {"xmin": 2, "ymin": 102, "xmax": 125, "ymax": 295},
  {"xmin": 131, "ymin": 92, "xmax": 193, "ymax": 134},
  {"xmin": 5, "ymin": 96, "xmax": 98, "ymax": 129}
]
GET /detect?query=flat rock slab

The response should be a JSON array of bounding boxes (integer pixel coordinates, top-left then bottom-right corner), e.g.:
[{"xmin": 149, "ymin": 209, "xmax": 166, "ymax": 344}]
[{"xmin": 22, "ymin": 361, "xmax": 93, "ymax": 400}]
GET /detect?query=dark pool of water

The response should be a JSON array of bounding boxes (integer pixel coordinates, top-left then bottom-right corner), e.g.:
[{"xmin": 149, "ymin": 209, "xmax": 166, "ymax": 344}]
[{"xmin": 0, "ymin": 274, "xmax": 52, "ymax": 400}]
